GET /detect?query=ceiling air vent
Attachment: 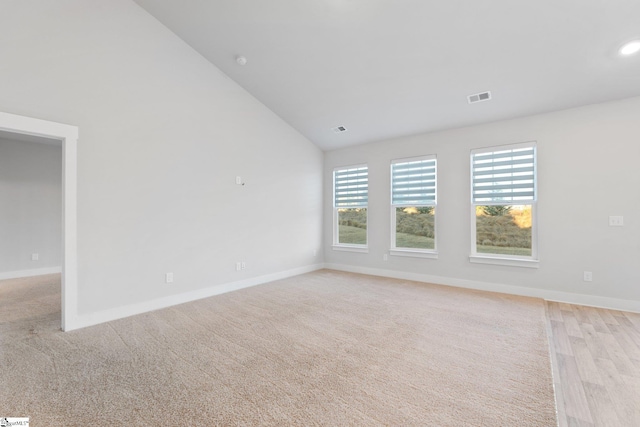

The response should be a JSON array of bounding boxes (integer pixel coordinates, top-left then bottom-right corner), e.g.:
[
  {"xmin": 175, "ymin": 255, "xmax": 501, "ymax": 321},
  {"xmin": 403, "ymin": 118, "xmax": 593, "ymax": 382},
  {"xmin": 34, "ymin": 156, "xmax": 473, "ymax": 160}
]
[
  {"xmin": 468, "ymin": 91, "xmax": 492, "ymax": 104},
  {"xmin": 332, "ymin": 126, "xmax": 348, "ymax": 133}
]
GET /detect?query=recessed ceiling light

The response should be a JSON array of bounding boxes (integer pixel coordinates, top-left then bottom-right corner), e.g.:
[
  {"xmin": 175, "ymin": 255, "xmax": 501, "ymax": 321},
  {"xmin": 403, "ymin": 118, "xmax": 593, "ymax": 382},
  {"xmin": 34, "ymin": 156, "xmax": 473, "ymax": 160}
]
[
  {"xmin": 619, "ymin": 40, "xmax": 640, "ymax": 56},
  {"xmin": 235, "ymin": 55, "xmax": 247, "ymax": 65}
]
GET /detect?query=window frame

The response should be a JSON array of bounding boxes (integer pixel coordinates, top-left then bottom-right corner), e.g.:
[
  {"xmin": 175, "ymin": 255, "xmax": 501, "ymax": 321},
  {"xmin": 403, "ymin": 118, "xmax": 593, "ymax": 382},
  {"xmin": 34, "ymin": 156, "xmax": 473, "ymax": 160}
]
[
  {"xmin": 469, "ymin": 142, "xmax": 538, "ymax": 268},
  {"xmin": 390, "ymin": 155, "xmax": 438, "ymax": 259},
  {"xmin": 332, "ymin": 164, "xmax": 369, "ymax": 253}
]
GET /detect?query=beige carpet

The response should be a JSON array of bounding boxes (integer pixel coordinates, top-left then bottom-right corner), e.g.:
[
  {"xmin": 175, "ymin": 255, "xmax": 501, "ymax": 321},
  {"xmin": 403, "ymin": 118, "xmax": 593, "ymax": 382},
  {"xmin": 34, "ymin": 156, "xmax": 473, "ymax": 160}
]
[{"xmin": 0, "ymin": 270, "xmax": 557, "ymax": 426}]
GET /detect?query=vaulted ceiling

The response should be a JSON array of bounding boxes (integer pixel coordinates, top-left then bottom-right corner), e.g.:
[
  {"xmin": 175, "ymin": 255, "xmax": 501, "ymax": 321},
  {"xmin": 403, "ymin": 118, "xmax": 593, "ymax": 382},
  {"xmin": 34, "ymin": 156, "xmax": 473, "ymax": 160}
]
[{"xmin": 134, "ymin": 0, "xmax": 640, "ymax": 150}]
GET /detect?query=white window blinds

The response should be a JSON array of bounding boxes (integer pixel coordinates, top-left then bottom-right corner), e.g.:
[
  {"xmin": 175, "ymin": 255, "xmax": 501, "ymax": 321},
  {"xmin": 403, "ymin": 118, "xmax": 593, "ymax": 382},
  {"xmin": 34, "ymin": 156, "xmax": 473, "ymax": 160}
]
[
  {"xmin": 471, "ymin": 144, "xmax": 536, "ymax": 204},
  {"xmin": 391, "ymin": 157, "xmax": 436, "ymax": 206},
  {"xmin": 334, "ymin": 166, "xmax": 368, "ymax": 208}
]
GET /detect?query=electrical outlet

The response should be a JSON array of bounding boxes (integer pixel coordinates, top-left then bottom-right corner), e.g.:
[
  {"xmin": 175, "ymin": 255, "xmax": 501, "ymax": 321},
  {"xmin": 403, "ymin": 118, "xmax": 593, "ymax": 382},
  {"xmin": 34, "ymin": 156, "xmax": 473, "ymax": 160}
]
[
  {"xmin": 583, "ymin": 271, "xmax": 593, "ymax": 282},
  {"xmin": 241, "ymin": 262, "xmax": 246, "ymax": 270},
  {"xmin": 31, "ymin": 253, "xmax": 39, "ymax": 261},
  {"xmin": 236, "ymin": 262, "xmax": 241, "ymax": 272},
  {"xmin": 383, "ymin": 254, "xmax": 388, "ymax": 261},
  {"xmin": 165, "ymin": 272, "xmax": 174, "ymax": 283}
]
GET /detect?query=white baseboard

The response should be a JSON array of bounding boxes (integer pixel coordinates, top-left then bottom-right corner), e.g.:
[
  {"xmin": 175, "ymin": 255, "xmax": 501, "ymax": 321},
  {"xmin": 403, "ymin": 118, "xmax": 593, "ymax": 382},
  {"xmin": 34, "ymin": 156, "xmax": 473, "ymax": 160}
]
[
  {"xmin": 324, "ymin": 263, "xmax": 640, "ymax": 314},
  {"xmin": 66, "ymin": 263, "xmax": 324, "ymax": 331},
  {"xmin": 0, "ymin": 267, "xmax": 62, "ymax": 281}
]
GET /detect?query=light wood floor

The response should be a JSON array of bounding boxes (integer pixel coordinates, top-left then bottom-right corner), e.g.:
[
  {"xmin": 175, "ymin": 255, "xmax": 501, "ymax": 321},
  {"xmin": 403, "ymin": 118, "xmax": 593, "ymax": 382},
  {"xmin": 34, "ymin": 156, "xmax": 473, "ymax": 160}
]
[{"xmin": 546, "ymin": 301, "xmax": 640, "ymax": 427}]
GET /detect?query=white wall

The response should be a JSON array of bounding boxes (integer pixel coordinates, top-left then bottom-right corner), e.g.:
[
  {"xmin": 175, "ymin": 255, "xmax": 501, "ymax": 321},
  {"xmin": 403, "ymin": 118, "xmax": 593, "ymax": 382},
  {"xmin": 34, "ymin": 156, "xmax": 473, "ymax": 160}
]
[
  {"xmin": 0, "ymin": 138, "xmax": 62, "ymax": 275},
  {"xmin": 0, "ymin": 0, "xmax": 323, "ymax": 323},
  {"xmin": 324, "ymin": 96, "xmax": 640, "ymax": 311}
]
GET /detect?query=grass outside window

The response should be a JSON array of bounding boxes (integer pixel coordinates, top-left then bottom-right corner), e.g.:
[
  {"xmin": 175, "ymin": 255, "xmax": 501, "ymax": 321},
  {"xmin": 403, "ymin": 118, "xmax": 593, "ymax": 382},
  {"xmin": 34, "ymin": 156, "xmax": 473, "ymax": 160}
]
[
  {"xmin": 394, "ymin": 207, "xmax": 435, "ymax": 250},
  {"xmin": 475, "ymin": 205, "xmax": 532, "ymax": 256},
  {"xmin": 337, "ymin": 208, "xmax": 367, "ymax": 245}
]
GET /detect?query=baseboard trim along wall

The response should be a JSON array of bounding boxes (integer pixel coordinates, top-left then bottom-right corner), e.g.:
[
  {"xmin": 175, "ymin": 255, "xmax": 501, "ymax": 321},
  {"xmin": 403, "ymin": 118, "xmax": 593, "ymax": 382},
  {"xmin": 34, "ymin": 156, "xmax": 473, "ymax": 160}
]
[
  {"xmin": 324, "ymin": 263, "xmax": 640, "ymax": 314},
  {"xmin": 57, "ymin": 261, "xmax": 640, "ymax": 331},
  {"xmin": 0, "ymin": 267, "xmax": 62, "ymax": 281},
  {"xmin": 67, "ymin": 263, "xmax": 325, "ymax": 331}
]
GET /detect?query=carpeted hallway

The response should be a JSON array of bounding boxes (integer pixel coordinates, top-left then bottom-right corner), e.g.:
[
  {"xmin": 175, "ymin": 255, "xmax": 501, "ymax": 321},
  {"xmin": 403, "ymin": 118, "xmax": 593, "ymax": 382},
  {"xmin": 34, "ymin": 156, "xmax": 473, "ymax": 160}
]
[{"xmin": 0, "ymin": 270, "xmax": 557, "ymax": 426}]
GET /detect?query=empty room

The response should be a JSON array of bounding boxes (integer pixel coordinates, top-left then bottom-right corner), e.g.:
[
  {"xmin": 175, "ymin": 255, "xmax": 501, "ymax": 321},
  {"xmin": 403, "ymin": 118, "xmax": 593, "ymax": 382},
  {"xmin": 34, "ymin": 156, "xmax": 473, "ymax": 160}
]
[{"xmin": 1, "ymin": 1, "xmax": 639, "ymax": 426}]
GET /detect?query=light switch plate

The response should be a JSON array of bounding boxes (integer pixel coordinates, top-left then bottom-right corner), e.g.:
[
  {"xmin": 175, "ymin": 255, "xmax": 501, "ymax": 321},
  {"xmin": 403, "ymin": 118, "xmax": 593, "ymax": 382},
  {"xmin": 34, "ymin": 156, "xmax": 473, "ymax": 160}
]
[{"xmin": 609, "ymin": 216, "xmax": 624, "ymax": 226}]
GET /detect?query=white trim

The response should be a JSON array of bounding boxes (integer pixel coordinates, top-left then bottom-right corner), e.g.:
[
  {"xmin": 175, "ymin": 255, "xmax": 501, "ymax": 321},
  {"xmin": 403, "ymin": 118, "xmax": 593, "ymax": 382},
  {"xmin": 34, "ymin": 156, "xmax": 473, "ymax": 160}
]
[
  {"xmin": 332, "ymin": 162, "xmax": 368, "ymax": 172},
  {"xmin": 469, "ymin": 255, "xmax": 539, "ymax": 268},
  {"xmin": 390, "ymin": 249, "xmax": 438, "ymax": 259},
  {"xmin": 0, "ymin": 267, "xmax": 62, "ymax": 281},
  {"xmin": 323, "ymin": 263, "xmax": 640, "ymax": 314},
  {"xmin": 332, "ymin": 245, "xmax": 369, "ymax": 253},
  {"xmin": 390, "ymin": 154, "xmax": 436, "ymax": 165},
  {"xmin": 0, "ymin": 112, "xmax": 79, "ymax": 331},
  {"xmin": 67, "ymin": 263, "xmax": 324, "ymax": 331},
  {"xmin": 470, "ymin": 140, "xmax": 537, "ymax": 156}
]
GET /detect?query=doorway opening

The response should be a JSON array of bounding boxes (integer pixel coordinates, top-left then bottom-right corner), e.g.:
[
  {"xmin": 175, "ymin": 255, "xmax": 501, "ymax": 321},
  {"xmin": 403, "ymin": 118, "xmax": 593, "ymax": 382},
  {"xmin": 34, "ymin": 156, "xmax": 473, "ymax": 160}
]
[{"xmin": 0, "ymin": 112, "xmax": 78, "ymax": 331}]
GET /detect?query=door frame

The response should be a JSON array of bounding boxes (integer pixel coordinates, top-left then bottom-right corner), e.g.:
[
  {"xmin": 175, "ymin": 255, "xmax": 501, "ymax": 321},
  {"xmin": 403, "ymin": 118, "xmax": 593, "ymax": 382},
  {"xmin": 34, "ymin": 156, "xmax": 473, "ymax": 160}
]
[{"xmin": 0, "ymin": 112, "xmax": 78, "ymax": 331}]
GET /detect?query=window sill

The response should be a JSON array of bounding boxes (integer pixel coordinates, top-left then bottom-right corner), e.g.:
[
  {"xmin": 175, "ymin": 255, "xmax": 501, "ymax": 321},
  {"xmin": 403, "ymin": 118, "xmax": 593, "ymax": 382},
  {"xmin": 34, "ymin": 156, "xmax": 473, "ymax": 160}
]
[
  {"xmin": 332, "ymin": 245, "xmax": 369, "ymax": 254},
  {"xmin": 390, "ymin": 249, "xmax": 438, "ymax": 259},
  {"xmin": 469, "ymin": 255, "xmax": 539, "ymax": 269}
]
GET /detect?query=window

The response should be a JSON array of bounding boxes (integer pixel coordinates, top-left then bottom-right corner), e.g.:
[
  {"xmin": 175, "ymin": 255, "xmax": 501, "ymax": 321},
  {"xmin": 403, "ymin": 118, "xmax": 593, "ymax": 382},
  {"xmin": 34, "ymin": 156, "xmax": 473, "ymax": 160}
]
[
  {"xmin": 470, "ymin": 142, "xmax": 537, "ymax": 267},
  {"xmin": 390, "ymin": 156, "xmax": 437, "ymax": 258},
  {"xmin": 333, "ymin": 165, "xmax": 368, "ymax": 251}
]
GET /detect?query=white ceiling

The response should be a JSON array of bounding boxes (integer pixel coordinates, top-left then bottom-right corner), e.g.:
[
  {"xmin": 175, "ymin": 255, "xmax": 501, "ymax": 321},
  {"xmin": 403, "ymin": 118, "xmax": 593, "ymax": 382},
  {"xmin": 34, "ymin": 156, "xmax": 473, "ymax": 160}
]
[{"xmin": 134, "ymin": 0, "xmax": 640, "ymax": 151}]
